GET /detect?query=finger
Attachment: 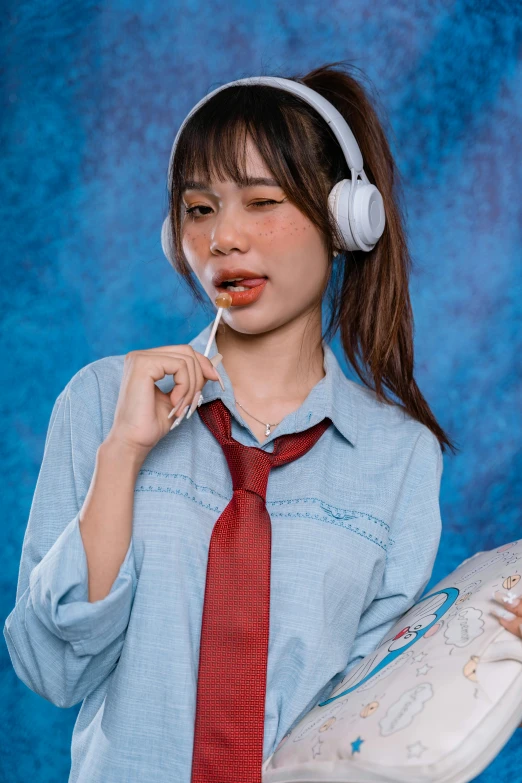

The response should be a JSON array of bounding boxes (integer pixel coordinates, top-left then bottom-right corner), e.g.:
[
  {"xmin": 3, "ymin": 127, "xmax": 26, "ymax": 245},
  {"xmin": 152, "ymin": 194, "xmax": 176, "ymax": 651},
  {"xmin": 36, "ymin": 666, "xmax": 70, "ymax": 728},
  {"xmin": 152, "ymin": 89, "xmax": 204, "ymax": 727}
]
[
  {"xmin": 190, "ymin": 351, "xmax": 207, "ymax": 391},
  {"xmin": 145, "ymin": 346, "xmax": 211, "ymax": 394},
  {"xmin": 178, "ymin": 353, "xmax": 197, "ymax": 413},
  {"xmin": 130, "ymin": 350, "xmax": 191, "ymax": 396},
  {"xmin": 168, "ymin": 373, "xmax": 191, "ymax": 419},
  {"xmin": 493, "ymin": 613, "xmax": 522, "ymax": 638},
  {"xmin": 142, "ymin": 344, "xmax": 198, "ymax": 356},
  {"xmin": 141, "ymin": 351, "xmax": 193, "ymax": 418},
  {"xmin": 492, "ymin": 590, "xmax": 522, "ymax": 617},
  {"xmin": 141, "ymin": 346, "xmax": 223, "ymax": 387},
  {"xmin": 185, "ymin": 354, "xmax": 221, "ymax": 420},
  {"xmin": 209, "ymin": 354, "xmax": 225, "ymax": 391},
  {"xmin": 193, "ymin": 350, "xmax": 225, "ymax": 389}
]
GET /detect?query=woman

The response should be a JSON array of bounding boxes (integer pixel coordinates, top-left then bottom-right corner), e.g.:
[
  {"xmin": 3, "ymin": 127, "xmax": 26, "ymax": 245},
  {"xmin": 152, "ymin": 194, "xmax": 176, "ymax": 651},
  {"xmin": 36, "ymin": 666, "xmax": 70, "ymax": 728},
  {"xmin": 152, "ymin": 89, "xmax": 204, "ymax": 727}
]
[{"xmin": 4, "ymin": 61, "xmax": 473, "ymax": 782}]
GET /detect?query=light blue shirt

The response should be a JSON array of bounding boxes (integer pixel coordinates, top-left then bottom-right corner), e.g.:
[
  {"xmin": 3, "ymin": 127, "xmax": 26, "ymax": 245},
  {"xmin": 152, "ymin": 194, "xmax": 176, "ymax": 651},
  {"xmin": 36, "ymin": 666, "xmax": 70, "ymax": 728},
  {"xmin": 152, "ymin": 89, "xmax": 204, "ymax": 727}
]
[{"xmin": 3, "ymin": 320, "xmax": 443, "ymax": 782}]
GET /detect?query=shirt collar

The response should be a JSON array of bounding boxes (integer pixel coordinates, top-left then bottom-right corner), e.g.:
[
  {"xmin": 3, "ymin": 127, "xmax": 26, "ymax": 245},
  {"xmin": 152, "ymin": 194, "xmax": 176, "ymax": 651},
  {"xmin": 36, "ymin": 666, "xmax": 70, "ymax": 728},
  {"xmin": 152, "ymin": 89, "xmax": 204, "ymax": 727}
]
[{"xmin": 189, "ymin": 320, "xmax": 358, "ymax": 448}]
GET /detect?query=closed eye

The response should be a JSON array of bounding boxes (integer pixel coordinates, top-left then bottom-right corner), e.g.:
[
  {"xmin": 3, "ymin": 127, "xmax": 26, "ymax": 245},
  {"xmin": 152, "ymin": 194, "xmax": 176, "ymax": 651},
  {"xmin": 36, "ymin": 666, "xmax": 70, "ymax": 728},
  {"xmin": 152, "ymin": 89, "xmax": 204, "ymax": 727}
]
[{"xmin": 185, "ymin": 200, "xmax": 281, "ymax": 218}]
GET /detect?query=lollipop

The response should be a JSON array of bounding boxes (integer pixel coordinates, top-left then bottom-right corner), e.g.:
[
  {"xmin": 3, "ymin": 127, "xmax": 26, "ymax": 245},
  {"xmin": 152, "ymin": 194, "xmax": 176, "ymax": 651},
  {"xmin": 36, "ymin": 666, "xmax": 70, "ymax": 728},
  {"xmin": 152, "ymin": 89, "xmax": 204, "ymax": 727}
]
[
  {"xmin": 203, "ymin": 291, "xmax": 232, "ymax": 357},
  {"xmin": 214, "ymin": 291, "xmax": 233, "ymax": 311}
]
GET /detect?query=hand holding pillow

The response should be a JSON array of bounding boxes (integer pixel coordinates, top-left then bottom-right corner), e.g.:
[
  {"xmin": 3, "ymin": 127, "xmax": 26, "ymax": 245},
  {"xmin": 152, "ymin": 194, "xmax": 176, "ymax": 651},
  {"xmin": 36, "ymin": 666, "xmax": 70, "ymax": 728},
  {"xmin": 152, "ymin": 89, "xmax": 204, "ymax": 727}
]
[
  {"xmin": 263, "ymin": 540, "xmax": 522, "ymax": 783},
  {"xmin": 491, "ymin": 589, "xmax": 522, "ymax": 638}
]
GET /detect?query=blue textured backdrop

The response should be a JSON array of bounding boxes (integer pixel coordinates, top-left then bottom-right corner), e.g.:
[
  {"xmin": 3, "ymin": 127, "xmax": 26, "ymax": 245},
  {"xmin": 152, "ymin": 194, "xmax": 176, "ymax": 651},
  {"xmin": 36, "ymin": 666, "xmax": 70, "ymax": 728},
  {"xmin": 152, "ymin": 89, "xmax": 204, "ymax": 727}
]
[{"xmin": 1, "ymin": 1, "xmax": 521, "ymax": 781}]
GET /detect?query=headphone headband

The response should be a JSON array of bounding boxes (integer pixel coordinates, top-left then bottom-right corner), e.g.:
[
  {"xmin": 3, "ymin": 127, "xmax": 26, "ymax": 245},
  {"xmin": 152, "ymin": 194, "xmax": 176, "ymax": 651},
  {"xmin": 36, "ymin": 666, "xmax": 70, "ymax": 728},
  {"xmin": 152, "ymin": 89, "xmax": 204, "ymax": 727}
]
[{"xmin": 166, "ymin": 76, "xmax": 364, "ymax": 186}]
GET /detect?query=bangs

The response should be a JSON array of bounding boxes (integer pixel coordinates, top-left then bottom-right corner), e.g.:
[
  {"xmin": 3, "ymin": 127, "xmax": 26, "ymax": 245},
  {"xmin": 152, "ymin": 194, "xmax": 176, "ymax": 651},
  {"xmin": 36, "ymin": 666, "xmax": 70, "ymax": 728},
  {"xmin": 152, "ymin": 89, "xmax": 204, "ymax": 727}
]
[
  {"xmin": 172, "ymin": 87, "xmax": 309, "ymax": 200},
  {"xmin": 176, "ymin": 112, "xmax": 266, "ymax": 193},
  {"xmin": 170, "ymin": 84, "xmax": 341, "ymax": 218}
]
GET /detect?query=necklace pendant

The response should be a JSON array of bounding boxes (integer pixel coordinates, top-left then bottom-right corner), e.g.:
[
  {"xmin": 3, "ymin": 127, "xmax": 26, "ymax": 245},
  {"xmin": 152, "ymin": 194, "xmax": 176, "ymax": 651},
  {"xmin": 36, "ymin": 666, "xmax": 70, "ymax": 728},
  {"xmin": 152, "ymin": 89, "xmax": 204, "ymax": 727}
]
[{"xmin": 265, "ymin": 423, "xmax": 271, "ymax": 436}]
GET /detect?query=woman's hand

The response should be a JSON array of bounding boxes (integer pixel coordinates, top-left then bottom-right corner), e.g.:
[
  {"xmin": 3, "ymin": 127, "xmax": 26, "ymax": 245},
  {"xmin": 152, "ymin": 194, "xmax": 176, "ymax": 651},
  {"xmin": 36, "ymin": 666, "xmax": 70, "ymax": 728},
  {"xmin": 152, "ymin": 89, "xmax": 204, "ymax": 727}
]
[
  {"xmin": 490, "ymin": 589, "xmax": 522, "ymax": 639},
  {"xmin": 106, "ymin": 345, "xmax": 224, "ymax": 459}
]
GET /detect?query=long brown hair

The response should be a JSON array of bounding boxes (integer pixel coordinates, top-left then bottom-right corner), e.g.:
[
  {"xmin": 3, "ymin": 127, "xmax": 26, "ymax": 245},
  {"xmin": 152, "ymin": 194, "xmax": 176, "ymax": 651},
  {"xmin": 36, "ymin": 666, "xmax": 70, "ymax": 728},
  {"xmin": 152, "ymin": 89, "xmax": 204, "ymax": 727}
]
[{"xmin": 165, "ymin": 60, "xmax": 458, "ymax": 456}]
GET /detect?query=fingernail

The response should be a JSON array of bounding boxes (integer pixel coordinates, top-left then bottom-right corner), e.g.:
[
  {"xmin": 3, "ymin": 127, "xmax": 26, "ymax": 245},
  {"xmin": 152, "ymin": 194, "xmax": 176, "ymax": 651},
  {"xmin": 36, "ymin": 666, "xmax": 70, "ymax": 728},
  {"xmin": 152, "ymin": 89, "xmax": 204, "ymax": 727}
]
[
  {"xmin": 197, "ymin": 393, "xmax": 204, "ymax": 407},
  {"xmin": 490, "ymin": 606, "xmax": 517, "ymax": 622},
  {"xmin": 170, "ymin": 405, "xmax": 189, "ymax": 430},
  {"xmin": 168, "ymin": 398, "xmax": 185, "ymax": 419},
  {"xmin": 492, "ymin": 590, "xmax": 521, "ymax": 608},
  {"xmin": 186, "ymin": 390, "xmax": 201, "ymax": 420}
]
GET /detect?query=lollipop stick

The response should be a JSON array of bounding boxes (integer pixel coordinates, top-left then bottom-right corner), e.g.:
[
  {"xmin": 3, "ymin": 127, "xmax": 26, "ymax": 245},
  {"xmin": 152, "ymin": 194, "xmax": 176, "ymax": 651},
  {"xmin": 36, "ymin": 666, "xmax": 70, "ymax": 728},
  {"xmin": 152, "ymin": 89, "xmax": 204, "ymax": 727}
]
[
  {"xmin": 203, "ymin": 290, "xmax": 233, "ymax": 357},
  {"xmin": 198, "ymin": 293, "xmax": 232, "ymax": 406},
  {"xmin": 169, "ymin": 292, "xmax": 232, "ymax": 425},
  {"xmin": 203, "ymin": 307, "xmax": 224, "ymax": 358}
]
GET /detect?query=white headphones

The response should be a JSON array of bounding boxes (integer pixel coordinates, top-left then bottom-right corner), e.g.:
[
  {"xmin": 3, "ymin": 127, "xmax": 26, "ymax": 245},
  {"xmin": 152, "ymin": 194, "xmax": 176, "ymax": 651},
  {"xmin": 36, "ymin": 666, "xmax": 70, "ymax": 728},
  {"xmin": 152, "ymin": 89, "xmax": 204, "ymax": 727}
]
[{"xmin": 161, "ymin": 76, "xmax": 386, "ymax": 264}]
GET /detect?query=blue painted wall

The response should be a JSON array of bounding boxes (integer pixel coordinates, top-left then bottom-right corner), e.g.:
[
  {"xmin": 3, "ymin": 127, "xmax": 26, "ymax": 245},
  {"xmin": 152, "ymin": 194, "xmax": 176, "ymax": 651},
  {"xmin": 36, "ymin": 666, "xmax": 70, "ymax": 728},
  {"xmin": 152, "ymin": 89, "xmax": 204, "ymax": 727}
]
[{"xmin": 1, "ymin": 1, "xmax": 521, "ymax": 780}]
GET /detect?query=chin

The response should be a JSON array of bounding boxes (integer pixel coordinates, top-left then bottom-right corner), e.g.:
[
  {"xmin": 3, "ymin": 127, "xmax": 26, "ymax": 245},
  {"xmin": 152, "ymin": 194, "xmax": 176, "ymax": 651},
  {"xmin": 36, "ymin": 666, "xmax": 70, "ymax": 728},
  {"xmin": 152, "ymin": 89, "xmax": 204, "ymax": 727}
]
[{"xmin": 223, "ymin": 309, "xmax": 299, "ymax": 337}]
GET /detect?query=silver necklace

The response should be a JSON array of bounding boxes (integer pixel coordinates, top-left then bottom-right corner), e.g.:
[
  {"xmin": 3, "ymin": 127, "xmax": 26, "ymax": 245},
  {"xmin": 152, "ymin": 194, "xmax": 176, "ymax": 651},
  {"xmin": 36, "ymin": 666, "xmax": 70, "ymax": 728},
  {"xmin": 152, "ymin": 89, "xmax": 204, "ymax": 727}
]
[{"xmin": 234, "ymin": 398, "xmax": 282, "ymax": 437}]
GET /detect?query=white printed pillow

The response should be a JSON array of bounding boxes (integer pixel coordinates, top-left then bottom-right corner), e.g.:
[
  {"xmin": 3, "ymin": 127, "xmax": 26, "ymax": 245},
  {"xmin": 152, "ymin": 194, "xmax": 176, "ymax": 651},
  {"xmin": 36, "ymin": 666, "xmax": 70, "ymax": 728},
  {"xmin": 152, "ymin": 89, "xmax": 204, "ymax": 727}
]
[{"xmin": 262, "ymin": 540, "xmax": 522, "ymax": 783}]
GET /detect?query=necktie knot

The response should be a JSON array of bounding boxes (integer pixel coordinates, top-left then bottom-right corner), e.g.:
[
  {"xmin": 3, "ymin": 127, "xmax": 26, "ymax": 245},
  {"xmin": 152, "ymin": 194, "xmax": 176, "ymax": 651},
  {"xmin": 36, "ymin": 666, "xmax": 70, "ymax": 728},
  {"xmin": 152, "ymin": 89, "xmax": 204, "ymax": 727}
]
[
  {"xmin": 197, "ymin": 399, "xmax": 332, "ymax": 501},
  {"xmin": 221, "ymin": 443, "xmax": 273, "ymax": 499}
]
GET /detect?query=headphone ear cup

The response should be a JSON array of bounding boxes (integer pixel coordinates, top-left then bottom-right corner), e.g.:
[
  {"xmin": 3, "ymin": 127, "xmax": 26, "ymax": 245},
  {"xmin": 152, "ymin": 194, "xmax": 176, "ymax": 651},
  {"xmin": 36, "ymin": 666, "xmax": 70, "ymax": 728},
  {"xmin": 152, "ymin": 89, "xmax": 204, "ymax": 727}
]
[
  {"xmin": 328, "ymin": 179, "xmax": 358, "ymax": 252},
  {"xmin": 328, "ymin": 178, "xmax": 386, "ymax": 252},
  {"xmin": 352, "ymin": 182, "xmax": 385, "ymax": 250},
  {"xmin": 161, "ymin": 215, "xmax": 175, "ymax": 266}
]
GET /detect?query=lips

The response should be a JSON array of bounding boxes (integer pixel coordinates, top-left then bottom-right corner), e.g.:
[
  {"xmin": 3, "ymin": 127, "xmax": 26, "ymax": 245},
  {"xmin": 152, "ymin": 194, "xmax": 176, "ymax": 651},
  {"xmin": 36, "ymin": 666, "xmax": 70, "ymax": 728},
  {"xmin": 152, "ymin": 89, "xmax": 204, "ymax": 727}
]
[
  {"xmin": 211, "ymin": 267, "xmax": 267, "ymax": 287},
  {"xmin": 216, "ymin": 279, "xmax": 268, "ymax": 307}
]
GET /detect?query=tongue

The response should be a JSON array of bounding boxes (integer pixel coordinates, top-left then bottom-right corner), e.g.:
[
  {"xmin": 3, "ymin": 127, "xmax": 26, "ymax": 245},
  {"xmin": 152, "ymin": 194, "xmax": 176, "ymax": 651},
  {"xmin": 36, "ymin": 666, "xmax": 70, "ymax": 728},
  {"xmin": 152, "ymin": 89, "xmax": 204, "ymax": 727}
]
[{"xmin": 234, "ymin": 278, "xmax": 266, "ymax": 288}]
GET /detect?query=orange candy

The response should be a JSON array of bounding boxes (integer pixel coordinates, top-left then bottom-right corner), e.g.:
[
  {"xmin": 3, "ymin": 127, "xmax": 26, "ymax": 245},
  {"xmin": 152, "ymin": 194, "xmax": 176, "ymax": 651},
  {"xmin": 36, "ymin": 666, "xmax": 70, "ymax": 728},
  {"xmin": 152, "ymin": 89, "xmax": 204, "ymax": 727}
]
[{"xmin": 215, "ymin": 292, "xmax": 233, "ymax": 309}]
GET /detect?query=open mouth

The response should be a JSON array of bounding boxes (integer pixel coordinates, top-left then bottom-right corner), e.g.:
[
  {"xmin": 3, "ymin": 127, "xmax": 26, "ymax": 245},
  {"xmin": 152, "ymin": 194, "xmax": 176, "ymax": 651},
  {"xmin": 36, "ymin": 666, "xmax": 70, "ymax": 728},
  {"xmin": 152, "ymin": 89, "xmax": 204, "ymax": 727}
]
[
  {"xmin": 219, "ymin": 276, "xmax": 268, "ymax": 291},
  {"xmin": 215, "ymin": 277, "xmax": 268, "ymax": 307},
  {"xmin": 220, "ymin": 282, "xmax": 250, "ymax": 291}
]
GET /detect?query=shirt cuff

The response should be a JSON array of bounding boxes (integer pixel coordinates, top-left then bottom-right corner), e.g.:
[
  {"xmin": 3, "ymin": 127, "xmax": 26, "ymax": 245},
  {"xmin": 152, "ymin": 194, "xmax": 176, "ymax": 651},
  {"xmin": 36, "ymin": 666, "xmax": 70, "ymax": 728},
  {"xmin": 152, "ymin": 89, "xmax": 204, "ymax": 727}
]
[{"xmin": 29, "ymin": 512, "xmax": 137, "ymax": 657}]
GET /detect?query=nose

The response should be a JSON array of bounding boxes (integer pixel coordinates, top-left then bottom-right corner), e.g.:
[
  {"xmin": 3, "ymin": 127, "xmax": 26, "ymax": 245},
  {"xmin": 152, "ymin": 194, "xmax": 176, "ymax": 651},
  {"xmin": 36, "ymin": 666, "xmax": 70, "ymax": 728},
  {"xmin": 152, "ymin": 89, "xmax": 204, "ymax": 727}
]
[
  {"xmin": 393, "ymin": 626, "xmax": 410, "ymax": 640},
  {"xmin": 210, "ymin": 207, "xmax": 249, "ymax": 256}
]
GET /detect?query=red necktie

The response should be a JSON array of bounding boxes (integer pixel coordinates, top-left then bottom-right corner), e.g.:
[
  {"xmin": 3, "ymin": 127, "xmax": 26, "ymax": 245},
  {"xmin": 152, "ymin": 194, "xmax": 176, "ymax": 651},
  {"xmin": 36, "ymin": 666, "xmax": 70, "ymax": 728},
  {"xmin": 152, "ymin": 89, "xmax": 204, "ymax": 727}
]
[{"xmin": 190, "ymin": 398, "xmax": 331, "ymax": 783}]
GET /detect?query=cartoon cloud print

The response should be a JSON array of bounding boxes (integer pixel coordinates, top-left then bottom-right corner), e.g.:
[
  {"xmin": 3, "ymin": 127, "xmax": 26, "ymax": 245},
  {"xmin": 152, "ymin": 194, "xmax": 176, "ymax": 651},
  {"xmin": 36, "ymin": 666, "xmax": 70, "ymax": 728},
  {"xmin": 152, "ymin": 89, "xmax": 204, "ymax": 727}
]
[
  {"xmin": 318, "ymin": 587, "xmax": 459, "ymax": 706},
  {"xmin": 444, "ymin": 606, "xmax": 485, "ymax": 651}
]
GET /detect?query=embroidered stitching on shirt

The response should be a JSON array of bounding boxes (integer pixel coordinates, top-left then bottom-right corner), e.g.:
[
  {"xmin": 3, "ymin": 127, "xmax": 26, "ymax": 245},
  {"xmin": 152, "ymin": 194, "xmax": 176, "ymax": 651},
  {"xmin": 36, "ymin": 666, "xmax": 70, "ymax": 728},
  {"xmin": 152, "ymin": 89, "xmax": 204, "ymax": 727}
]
[
  {"xmin": 138, "ymin": 470, "xmax": 390, "ymax": 530},
  {"xmin": 270, "ymin": 497, "xmax": 390, "ymax": 531},
  {"xmin": 135, "ymin": 486, "xmax": 221, "ymax": 513},
  {"xmin": 136, "ymin": 471, "xmax": 389, "ymax": 550},
  {"xmin": 269, "ymin": 511, "xmax": 389, "ymax": 551},
  {"xmin": 137, "ymin": 469, "xmax": 229, "ymax": 500}
]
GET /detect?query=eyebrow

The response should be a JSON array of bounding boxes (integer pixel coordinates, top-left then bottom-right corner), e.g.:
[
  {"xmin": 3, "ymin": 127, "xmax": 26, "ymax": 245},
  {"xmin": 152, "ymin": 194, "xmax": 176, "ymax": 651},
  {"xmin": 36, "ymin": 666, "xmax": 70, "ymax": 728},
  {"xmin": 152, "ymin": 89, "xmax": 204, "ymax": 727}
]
[{"xmin": 181, "ymin": 177, "xmax": 281, "ymax": 193}]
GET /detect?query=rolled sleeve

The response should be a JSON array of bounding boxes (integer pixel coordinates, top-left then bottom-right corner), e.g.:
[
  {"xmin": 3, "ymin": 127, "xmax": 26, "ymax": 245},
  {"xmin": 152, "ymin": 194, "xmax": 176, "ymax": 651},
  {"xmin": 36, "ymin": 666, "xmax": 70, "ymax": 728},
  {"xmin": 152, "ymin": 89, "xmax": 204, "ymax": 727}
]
[
  {"xmin": 29, "ymin": 510, "xmax": 136, "ymax": 656},
  {"xmin": 3, "ymin": 368, "xmax": 138, "ymax": 707}
]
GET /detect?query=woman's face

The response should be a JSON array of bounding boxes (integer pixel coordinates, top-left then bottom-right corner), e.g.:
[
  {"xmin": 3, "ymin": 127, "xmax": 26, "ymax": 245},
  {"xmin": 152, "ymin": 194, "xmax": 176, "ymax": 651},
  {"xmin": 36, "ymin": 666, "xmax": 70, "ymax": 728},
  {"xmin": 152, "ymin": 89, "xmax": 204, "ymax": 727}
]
[{"xmin": 181, "ymin": 134, "xmax": 330, "ymax": 335}]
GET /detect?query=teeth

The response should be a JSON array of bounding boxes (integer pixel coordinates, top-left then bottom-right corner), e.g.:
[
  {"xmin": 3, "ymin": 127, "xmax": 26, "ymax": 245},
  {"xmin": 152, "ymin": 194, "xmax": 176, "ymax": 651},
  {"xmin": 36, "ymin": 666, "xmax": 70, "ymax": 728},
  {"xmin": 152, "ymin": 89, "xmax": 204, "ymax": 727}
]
[{"xmin": 228, "ymin": 285, "xmax": 248, "ymax": 291}]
